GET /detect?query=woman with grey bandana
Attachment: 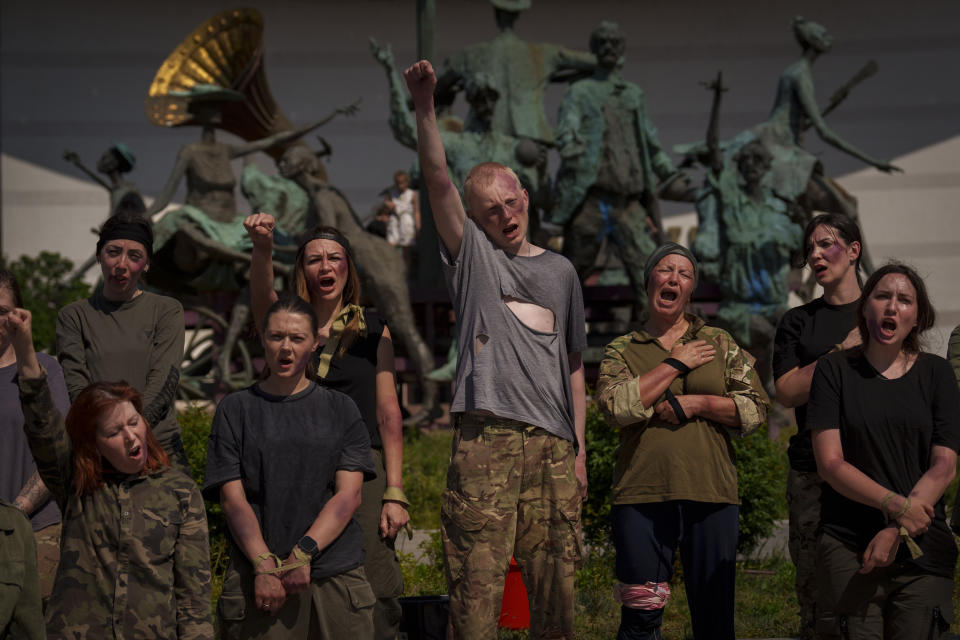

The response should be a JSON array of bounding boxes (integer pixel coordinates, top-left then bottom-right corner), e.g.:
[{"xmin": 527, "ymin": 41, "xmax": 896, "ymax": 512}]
[{"xmin": 596, "ymin": 243, "xmax": 770, "ymax": 640}]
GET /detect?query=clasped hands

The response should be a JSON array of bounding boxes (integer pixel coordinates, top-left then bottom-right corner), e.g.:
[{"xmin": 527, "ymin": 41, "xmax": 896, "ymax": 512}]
[
  {"xmin": 860, "ymin": 493, "xmax": 933, "ymax": 573},
  {"xmin": 253, "ymin": 550, "xmax": 311, "ymax": 615}
]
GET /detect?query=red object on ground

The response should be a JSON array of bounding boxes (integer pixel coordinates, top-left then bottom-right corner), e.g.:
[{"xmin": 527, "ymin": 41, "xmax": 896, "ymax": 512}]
[{"xmin": 498, "ymin": 557, "xmax": 530, "ymax": 629}]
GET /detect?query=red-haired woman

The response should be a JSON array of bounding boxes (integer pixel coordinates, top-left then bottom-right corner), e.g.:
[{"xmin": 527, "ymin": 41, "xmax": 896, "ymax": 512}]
[{"xmin": 5, "ymin": 308, "xmax": 212, "ymax": 639}]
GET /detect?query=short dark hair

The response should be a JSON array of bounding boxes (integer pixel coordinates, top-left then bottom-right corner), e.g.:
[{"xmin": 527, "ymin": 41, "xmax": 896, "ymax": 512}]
[
  {"xmin": 0, "ymin": 268, "xmax": 24, "ymax": 308},
  {"xmin": 857, "ymin": 262, "xmax": 935, "ymax": 353}
]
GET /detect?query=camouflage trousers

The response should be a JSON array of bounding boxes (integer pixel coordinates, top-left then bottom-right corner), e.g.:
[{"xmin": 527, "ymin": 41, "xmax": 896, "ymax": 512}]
[
  {"xmin": 33, "ymin": 521, "xmax": 61, "ymax": 607},
  {"xmin": 563, "ymin": 191, "xmax": 657, "ymax": 308},
  {"xmin": 787, "ymin": 468, "xmax": 823, "ymax": 640},
  {"xmin": 442, "ymin": 414, "xmax": 582, "ymax": 640}
]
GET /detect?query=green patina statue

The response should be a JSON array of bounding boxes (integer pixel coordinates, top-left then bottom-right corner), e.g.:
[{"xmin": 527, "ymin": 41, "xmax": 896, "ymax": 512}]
[
  {"xmin": 552, "ymin": 21, "xmax": 692, "ymax": 310},
  {"xmin": 63, "ymin": 143, "xmax": 146, "ymax": 217},
  {"xmin": 146, "ymin": 86, "xmax": 355, "ymax": 293},
  {"xmin": 679, "ymin": 17, "xmax": 902, "ymax": 278},
  {"xmin": 436, "ymin": 0, "xmax": 595, "ymax": 147},
  {"xmin": 691, "ymin": 74, "xmax": 803, "ymax": 354},
  {"xmin": 371, "ymin": 39, "xmax": 546, "ymax": 216}
]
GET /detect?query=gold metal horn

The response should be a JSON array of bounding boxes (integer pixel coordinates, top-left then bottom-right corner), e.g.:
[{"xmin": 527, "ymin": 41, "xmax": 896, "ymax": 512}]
[{"xmin": 145, "ymin": 8, "xmax": 297, "ymax": 161}]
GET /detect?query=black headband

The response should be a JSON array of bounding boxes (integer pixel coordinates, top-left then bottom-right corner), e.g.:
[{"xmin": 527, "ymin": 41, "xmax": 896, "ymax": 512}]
[
  {"xmin": 300, "ymin": 231, "xmax": 352, "ymax": 258},
  {"xmin": 97, "ymin": 222, "xmax": 154, "ymax": 260}
]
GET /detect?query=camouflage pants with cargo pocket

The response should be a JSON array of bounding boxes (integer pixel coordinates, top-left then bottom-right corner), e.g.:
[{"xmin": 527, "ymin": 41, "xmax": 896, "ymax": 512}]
[{"xmin": 441, "ymin": 414, "xmax": 582, "ymax": 640}]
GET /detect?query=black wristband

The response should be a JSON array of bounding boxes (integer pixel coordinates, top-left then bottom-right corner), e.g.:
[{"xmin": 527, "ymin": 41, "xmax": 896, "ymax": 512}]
[
  {"xmin": 664, "ymin": 389, "xmax": 689, "ymax": 423},
  {"xmin": 662, "ymin": 357, "xmax": 691, "ymax": 376}
]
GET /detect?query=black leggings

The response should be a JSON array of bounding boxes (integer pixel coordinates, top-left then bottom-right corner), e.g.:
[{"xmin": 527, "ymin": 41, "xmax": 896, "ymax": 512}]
[{"xmin": 611, "ymin": 501, "xmax": 739, "ymax": 640}]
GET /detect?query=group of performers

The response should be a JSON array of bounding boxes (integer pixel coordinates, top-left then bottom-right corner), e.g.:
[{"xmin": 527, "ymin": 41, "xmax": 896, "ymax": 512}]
[{"xmin": 1, "ymin": 58, "xmax": 958, "ymax": 640}]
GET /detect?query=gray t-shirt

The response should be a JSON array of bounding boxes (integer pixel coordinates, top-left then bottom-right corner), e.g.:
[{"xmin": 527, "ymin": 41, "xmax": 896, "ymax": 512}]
[
  {"xmin": 441, "ymin": 218, "xmax": 587, "ymax": 444},
  {"xmin": 203, "ymin": 382, "xmax": 375, "ymax": 580},
  {"xmin": 57, "ymin": 289, "xmax": 184, "ymax": 448},
  {"xmin": 1, "ymin": 353, "xmax": 67, "ymax": 531}
]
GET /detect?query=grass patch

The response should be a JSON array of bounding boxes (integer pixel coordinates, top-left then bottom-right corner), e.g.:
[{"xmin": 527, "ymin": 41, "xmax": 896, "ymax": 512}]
[{"xmin": 403, "ymin": 428, "xmax": 452, "ymax": 530}]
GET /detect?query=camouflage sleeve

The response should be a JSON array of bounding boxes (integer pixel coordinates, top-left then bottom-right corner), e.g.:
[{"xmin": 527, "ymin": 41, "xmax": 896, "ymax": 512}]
[
  {"xmin": 596, "ymin": 337, "xmax": 654, "ymax": 428},
  {"xmin": 18, "ymin": 369, "xmax": 72, "ymax": 508},
  {"xmin": 716, "ymin": 330, "xmax": 770, "ymax": 436},
  {"xmin": 174, "ymin": 484, "xmax": 213, "ymax": 639}
]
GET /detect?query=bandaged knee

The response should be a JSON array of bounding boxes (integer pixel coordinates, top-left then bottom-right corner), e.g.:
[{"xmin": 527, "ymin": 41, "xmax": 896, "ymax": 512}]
[{"xmin": 614, "ymin": 581, "xmax": 671, "ymax": 610}]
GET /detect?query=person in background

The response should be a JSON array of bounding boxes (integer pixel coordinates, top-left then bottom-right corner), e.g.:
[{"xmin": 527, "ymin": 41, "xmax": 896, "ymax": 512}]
[
  {"xmin": 8, "ymin": 306, "xmax": 212, "ymax": 639},
  {"xmin": 384, "ymin": 170, "xmax": 421, "ymax": 276},
  {"xmin": 809, "ymin": 263, "xmax": 959, "ymax": 639},
  {"xmin": 772, "ymin": 213, "xmax": 864, "ymax": 639},
  {"xmin": 597, "ymin": 243, "xmax": 769, "ymax": 640},
  {"xmin": 204, "ymin": 293, "xmax": 376, "ymax": 638},
  {"xmin": 0, "ymin": 268, "xmax": 67, "ymax": 609},
  {"xmin": 56, "ymin": 211, "xmax": 188, "ymax": 471}
]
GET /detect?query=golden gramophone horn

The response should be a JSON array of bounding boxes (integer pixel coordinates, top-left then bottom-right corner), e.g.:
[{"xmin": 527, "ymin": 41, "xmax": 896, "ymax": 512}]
[{"xmin": 145, "ymin": 8, "xmax": 300, "ymax": 161}]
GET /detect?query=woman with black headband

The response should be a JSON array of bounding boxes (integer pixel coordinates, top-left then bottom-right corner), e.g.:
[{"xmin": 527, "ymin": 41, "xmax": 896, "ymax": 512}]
[
  {"xmin": 596, "ymin": 243, "xmax": 769, "ymax": 640},
  {"xmin": 244, "ymin": 213, "xmax": 409, "ymax": 640},
  {"xmin": 57, "ymin": 211, "xmax": 188, "ymax": 471}
]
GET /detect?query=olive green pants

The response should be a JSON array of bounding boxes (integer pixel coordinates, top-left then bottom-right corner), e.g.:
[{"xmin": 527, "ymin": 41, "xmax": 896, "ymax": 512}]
[
  {"xmin": 815, "ymin": 532, "xmax": 953, "ymax": 639},
  {"xmin": 218, "ymin": 564, "xmax": 376, "ymax": 639},
  {"xmin": 356, "ymin": 448, "xmax": 404, "ymax": 640},
  {"xmin": 787, "ymin": 469, "xmax": 823, "ymax": 640},
  {"xmin": 442, "ymin": 414, "xmax": 582, "ymax": 640}
]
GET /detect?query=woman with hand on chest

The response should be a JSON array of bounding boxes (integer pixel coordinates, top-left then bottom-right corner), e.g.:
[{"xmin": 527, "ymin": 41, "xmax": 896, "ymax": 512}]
[{"xmin": 596, "ymin": 243, "xmax": 770, "ymax": 640}]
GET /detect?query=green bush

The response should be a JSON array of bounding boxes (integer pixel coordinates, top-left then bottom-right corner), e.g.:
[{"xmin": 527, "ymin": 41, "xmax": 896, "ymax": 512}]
[
  {"xmin": 732, "ymin": 424, "xmax": 788, "ymax": 555},
  {"xmin": 1, "ymin": 252, "xmax": 91, "ymax": 352},
  {"xmin": 582, "ymin": 402, "xmax": 617, "ymax": 545},
  {"xmin": 584, "ymin": 398, "xmax": 787, "ymax": 555},
  {"xmin": 403, "ymin": 429, "xmax": 452, "ymax": 530},
  {"xmin": 178, "ymin": 404, "xmax": 229, "ymax": 602}
]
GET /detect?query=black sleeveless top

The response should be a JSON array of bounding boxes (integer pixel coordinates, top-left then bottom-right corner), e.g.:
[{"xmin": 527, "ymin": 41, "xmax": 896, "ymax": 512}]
[{"xmin": 312, "ymin": 310, "xmax": 385, "ymax": 449}]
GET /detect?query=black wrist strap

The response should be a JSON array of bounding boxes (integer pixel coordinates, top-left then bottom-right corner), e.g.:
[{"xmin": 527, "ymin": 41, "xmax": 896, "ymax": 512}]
[
  {"xmin": 662, "ymin": 358, "xmax": 691, "ymax": 376},
  {"xmin": 664, "ymin": 389, "xmax": 689, "ymax": 423}
]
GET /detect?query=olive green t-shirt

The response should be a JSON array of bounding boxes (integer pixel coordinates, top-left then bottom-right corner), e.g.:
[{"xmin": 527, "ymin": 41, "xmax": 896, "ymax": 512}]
[{"xmin": 596, "ymin": 315, "xmax": 769, "ymax": 505}]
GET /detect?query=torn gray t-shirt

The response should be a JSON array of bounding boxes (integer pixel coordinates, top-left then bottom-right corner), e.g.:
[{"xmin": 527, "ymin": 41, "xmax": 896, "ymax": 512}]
[{"xmin": 441, "ymin": 218, "xmax": 587, "ymax": 445}]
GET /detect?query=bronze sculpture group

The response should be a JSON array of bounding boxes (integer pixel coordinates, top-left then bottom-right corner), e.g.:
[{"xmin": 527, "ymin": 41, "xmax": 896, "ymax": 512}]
[{"xmin": 61, "ymin": 4, "xmax": 901, "ymax": 401}]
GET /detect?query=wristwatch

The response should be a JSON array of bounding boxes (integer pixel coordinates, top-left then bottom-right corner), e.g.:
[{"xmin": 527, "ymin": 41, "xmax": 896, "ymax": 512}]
[{"xmin": 296, "ymin": 535, "xmax": 318, "ymax": 558}]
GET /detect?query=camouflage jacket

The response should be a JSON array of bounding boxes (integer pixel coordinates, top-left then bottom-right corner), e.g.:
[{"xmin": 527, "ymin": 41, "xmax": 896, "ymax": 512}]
[
  {"xmin": 19, "ymin": 370, "xmax": 212, "ymax": 640},
  {"xmin": 0, "ymin": 499, "xmax": 45, "ymax": 639},
  {"xmin": 596, "ymin": 314, "xmax": 769, "ymax": 505}
]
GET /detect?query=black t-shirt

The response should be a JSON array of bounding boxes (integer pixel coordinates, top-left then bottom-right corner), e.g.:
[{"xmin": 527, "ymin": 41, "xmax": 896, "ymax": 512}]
[
  {"xmin": 312, "ymin": 311, "xmax": 385, "ymax": 449},
  {"xmin": 203, "ymin": 382, "xmax": 375, "ymax": 580},
  {"xmin": 806, "ymin": 350, "xmax": 960, "ymax": 577},
  {"xmin": 772, "ymin": 298, "xmax": 859, "ymax": 471}
]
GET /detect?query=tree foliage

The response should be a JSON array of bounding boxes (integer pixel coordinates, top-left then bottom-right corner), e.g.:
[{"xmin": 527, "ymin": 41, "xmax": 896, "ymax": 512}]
[{"xmin": 1, "ymin": 252, "xmax": 91, "ymax": 352}]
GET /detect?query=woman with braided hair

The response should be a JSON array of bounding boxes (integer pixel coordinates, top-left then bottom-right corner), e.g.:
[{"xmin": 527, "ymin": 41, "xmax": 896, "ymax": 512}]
[{"xmin": 204, "ymin": 293, "xmax": 376, "ymax": 637}]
